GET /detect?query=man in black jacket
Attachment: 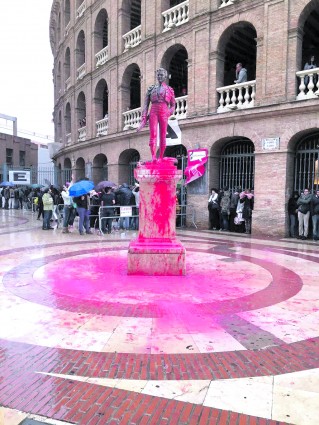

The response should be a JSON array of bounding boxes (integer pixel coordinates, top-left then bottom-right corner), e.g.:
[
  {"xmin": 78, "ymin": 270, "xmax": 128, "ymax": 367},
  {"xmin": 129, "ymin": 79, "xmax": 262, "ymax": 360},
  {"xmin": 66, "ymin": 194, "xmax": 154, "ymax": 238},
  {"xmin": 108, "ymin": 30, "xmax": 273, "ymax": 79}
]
[
  {"xmin": 115, "ymin": 183, "xmax": 132, "ymax": 230},
  {"xmin": 311, "ymin": 189, "xmax": 319, "ymax": 241}
]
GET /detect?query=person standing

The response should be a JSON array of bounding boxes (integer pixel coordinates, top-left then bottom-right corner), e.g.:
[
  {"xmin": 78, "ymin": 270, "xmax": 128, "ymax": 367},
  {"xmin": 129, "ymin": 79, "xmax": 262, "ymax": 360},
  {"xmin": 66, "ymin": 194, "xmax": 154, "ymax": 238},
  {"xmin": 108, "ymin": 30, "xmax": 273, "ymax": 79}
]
[
  {"xmin": 234, "ymin": 63, "xmax": 247, "ymax": 84},
  {"xmin": 297, "ymin": 188, "xmax": 312, "ymax": 240},
  {"xmin": 73, "ymin": 193, "xmax": 92, "ymax": 235},
  {"xmin": 42, "ymin": 188, "xmax": 54, "ymax": 230},
  {"xmin": 100, "ymin": 187, "xmax": 115, "ymax": 234},
  {"xmin": 287, "ymin": 191, "xmax": 299, "ymax": 238},
  {"xmin": 8, "ymin": 187, "xmax": 15, "ymax": 209},
  {"xmin": 61, "ymin": 184, "xmax": 73, "ymax": 233},
  {"xmin": 311, "ymin": 189, "xmax": 319, "ymax": 241},
  {"xmin": 208, "ymin": 188, "xmax": 220, "ymax": 230}
]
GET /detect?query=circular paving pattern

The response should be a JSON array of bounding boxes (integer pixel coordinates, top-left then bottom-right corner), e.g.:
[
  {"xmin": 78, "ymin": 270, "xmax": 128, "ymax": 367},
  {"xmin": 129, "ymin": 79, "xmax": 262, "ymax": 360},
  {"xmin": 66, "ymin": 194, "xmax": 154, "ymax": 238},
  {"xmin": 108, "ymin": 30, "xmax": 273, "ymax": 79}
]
[{"xmin": 0, "ymin": 214, "xmax": 319, "ymax": 424}]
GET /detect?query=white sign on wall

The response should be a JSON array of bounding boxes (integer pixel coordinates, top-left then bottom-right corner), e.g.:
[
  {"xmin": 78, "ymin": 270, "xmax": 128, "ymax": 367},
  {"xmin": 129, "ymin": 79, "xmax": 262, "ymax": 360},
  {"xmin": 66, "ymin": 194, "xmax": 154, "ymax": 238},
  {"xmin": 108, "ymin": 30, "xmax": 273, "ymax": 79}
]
[
  {"xmin": 9, "ymin": 170, "xmax": 31, "ymax": 185},
  {"xmin": 262, "ymin": 137, "xmax": 280, "ymax": 150}
]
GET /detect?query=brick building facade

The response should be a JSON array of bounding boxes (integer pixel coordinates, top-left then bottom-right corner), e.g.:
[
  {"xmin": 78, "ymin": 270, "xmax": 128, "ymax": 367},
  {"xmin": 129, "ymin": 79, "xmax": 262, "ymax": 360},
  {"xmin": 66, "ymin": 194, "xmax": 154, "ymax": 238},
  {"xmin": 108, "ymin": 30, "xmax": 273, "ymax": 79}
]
[{"xmin": 49, "ymin": 0, "xmax": 319, "ymax": 237}]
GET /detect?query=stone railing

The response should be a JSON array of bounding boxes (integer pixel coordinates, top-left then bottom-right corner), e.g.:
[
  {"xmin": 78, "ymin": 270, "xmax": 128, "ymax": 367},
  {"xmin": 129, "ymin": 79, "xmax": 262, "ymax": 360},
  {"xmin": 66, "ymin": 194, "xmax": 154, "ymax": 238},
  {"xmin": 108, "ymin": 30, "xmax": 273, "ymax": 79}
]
[
  {"xmin": 95, "ymin": 46, "xmax": 109, "ymax": 67},
  {"xmin": 296, "ymin": 68, "xmax": 319, "ymax": 100},
  {"xmin": 76, "ymin": 0, "xmax": 86, "ymax": 19},
  {"xmin": 123, "ymin": 107, "xmax": 141, "ymax": 130},
  {"xmin": 123, "ymin": 25, "xmax": 142, "ymax": 51},
  {"xmin": 96, "ymin": 117, "xmax": 109, "ymax": 136},
  {"xmin": 174, "ymin": 95, "xmax": 188, "ymax": 119},
  {"xmin": 78, "ymin": 126, "xmax": 86, "ymax": 142},
  {"xmin": 219, "ymin": 0, "xmax": 236, "ymax": 8},
  {"xmin": 65, "ymin": 21, "xmax": 71, "ymax": 36},
  {"xmin": 76, "ymin": 63, "xmax": 86, "ymax": 80},
  {"xmin": 162, "ymin": 0, "xmax": 189, "ymax": 32},
  {"xmin": 65, "ymin": 77, "xmax": 71, "ymax": 91},
  {"xmin": 66, "ymin": 133, "xmax": 72, "ymax": 145},
  {"xmin": 217, "ymin": 80, "xmax": 256, "ymax": 113}
]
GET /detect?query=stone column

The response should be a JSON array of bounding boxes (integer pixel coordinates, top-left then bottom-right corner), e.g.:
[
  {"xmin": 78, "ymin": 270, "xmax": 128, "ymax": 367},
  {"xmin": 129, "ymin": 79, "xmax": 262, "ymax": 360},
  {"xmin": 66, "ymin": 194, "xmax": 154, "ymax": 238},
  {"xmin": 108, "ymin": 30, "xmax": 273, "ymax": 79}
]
[{"xmin": 127, "ymin": 159, "xmax": 186, "ymax": 275}]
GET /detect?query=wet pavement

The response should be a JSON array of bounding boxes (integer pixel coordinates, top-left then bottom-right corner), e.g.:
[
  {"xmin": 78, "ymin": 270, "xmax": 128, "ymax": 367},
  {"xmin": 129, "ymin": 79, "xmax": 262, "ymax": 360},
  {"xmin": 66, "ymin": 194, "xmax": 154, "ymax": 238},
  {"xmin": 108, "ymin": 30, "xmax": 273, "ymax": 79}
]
[{"xmin": 0, "ymin": 208, "xmax": 318, "ymax": 425}]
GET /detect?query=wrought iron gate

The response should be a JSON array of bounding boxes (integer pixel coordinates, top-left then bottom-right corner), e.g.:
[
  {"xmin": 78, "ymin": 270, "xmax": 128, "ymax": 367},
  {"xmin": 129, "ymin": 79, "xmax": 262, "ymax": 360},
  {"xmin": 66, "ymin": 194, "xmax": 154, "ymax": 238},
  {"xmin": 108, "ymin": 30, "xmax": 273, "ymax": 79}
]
[
  {"xmin": 294, "ymin": 132, "xmax": 319, "ymax": 193},
  {"xmin": 219, "ymin": 138, "xmax": 255, "ymax": 191}
]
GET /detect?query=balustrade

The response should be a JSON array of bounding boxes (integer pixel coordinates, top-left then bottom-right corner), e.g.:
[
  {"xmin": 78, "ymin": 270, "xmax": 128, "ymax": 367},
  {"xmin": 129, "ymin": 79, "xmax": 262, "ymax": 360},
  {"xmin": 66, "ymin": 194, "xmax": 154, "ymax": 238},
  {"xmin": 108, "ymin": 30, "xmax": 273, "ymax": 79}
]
[
  {"xmin": 65, "ymin": 77, "xmax": 71, "ymax": 91},
  {"xmin": 162, "ymin": 0, "xmax": 189, "ymax": 32},
  {"xmin": 217, "ymin": 80, "xmax": 256, "ymax": 113},
  {"xmin": 95, "ymin": 46, "xmax": 109, "ymax": 67},
  {"xmin": 96, "ymin": 116, "xmax": 109, "ymax": 136},
  {"xmin": 296, "ymin": 68, "xmax": 319, "ymax": 100},
  {"xmin": 66, "ymin": 133, "xmax": 72, "ymax": 145},
  {"xmin": 174, "ymin": 96, "xmax": 188, "ymax": 119},
  {"xmin": 76, "ymin": 63, "xmax": 86, "ymax": 81},
  {"xmin": 76, "ymin": 0, "xmax": 86, "ymax": 19},
  {"xmin": 78, "ymin": 126, "xmax": 86, "ymax": 142},
  {"xmin": 123, "ymin": 108, "xmax": 141, "ymax": 130},
  {"xmin": 123, "ymin": 25, "xmax": 142, "ymax": 51},
  {"xmin": 219, "ymin": 0, "xmax": 236, "ymax": 8},
  {"xmin": 64, "ymin": 21, "xmax": 71, "ymax": 36}
]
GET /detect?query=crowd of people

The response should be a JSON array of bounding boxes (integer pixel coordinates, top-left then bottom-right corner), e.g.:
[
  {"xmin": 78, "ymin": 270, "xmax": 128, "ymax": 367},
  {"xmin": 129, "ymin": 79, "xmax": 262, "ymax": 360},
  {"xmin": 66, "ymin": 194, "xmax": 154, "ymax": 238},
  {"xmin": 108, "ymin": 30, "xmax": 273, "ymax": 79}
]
[
  {"xmin": 288, "ymin": 188, "xmax": 319, "ymax": 241},
  {"xmin": 208, "ymin": 187, "xmax": 254, "ymax": 234}
]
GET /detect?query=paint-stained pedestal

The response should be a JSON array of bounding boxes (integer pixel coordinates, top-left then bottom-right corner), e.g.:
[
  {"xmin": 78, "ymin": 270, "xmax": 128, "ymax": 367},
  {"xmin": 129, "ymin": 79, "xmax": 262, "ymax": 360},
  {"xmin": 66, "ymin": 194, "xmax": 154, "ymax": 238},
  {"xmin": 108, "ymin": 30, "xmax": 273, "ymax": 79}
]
[{"xmin": 127, "ymin": 158, "xmax": 186, "ymax": 275}]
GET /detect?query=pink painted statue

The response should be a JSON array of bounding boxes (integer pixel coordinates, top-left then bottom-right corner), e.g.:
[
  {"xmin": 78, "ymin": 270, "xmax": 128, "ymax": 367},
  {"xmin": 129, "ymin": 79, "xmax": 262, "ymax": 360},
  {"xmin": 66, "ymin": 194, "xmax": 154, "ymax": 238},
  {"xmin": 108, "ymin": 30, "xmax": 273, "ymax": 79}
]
[{"xmin": 137, "ymin": 68, "xmax": 176, "ymax": 161}]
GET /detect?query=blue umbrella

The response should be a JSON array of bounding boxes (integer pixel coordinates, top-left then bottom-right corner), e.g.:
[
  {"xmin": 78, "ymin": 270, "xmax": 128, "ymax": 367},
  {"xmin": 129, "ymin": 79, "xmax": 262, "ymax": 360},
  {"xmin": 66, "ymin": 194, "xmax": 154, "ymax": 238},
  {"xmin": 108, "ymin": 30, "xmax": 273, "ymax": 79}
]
[
  {"xmin": 69, "ymin": 180, "xmax": 94, "ymax": 197},
  {"xmin": 0, "ymin": 181, "xmax": 15, "ymax": 187}
]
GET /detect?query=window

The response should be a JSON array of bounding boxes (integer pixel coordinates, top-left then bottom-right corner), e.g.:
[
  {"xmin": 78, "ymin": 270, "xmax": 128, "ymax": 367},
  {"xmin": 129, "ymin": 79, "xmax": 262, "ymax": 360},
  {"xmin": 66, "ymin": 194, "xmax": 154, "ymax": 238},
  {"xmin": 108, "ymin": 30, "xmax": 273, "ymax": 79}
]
[
  {"xmin": 19, "ymin": 151, "xmax": 26, "ymax": 167},
  {"xmin": 6, "ymin": 149, "xmax": 13, "ymax": 166}
]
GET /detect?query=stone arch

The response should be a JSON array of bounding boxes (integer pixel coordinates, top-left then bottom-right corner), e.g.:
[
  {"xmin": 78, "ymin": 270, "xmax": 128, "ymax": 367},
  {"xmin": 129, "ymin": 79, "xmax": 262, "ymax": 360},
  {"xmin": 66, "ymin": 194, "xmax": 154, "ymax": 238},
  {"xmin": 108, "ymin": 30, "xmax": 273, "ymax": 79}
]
[
  {"xmin": 76, "ymin": 91, "xmax": 86, "ymax": 126},
  {"xmin": 94, "ymin": 8, "xmax": 109, "ymax": 54},
  {"xmin": 65, "ymin": 102, "xmax": 71, "ymax": 134},
  {"xmin": 94, "ymin": 79, "xmax": 109, "ymax": 122},
  {"xmin": 75, "ymin": 157, "xmax": 85, "ymax": 181},
  {"xmin": 217, "ymin": 21, "xmax": 257, "ymax": 86},
  {"xmin": 76, "ymin": 30, "xmax": 85, "ymax": 68},
  {"xmin": 161, "ymin": 44, "xmax": 189, "ymax": 97},
  {"xmin": 92, "ymin": 154, "xmax": 108, "ymax": 183},
  {"xmin": 64, "ymin": 47, "xmax": 71, "ymax": 81},
  {"xmin": 121, "ymin": 63, "xmax": 141, "ymax": 111},
  {"xmin": 118, "ymin": 149, "xmax": 140, "ymax": 185}
]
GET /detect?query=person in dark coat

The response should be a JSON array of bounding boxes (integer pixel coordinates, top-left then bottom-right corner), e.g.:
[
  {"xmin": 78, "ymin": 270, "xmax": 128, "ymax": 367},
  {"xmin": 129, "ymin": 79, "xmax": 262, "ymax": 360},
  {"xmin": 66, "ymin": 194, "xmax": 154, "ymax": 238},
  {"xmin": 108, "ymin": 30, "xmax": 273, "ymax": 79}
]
[{"xmin": 287, "ymin": 191, "xmax": 299, "ymax": 238}]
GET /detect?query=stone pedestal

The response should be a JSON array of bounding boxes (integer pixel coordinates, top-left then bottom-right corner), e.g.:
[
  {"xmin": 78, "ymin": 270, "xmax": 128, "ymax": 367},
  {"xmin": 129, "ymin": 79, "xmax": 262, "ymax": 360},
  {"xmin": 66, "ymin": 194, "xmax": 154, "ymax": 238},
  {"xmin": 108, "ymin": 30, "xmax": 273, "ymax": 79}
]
[{"xmin": 127, "ymin": 158, "xmax": 186, "ymax": 275}]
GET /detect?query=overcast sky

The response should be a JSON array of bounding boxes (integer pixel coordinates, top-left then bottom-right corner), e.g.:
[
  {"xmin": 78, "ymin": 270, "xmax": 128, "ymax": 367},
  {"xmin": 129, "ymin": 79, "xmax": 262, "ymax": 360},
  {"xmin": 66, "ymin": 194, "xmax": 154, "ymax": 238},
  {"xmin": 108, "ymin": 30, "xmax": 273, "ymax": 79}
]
[{"xmin": 0, "ymin": 1, "xmax": 54, "ymax": 144}]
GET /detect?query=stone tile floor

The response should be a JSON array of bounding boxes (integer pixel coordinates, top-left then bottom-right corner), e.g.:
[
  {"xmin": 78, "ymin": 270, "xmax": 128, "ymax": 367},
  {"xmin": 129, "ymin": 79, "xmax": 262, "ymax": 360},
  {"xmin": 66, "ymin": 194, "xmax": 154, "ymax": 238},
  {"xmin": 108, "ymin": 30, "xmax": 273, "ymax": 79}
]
[{"xmin": 0, "ymin": 209, "xmax": 318, "ymax": 424}]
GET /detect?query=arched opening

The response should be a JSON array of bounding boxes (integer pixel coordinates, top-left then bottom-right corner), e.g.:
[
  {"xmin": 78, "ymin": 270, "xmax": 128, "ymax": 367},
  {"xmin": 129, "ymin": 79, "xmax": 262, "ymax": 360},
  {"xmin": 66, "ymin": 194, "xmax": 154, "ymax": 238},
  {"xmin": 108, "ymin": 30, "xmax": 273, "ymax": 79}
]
[
  {"xmin": 218, "ymin": 23, "xmax": 257, "ymax": 87},
  {"xmin": 294, "ymin": 131, "xmax": 319, "ymax": 193},
  {"xmin": 118, "ymin": 149, "xmax": 140, "ymax": 185},
  {"xmin": 77, "ymin": 92, "xmax": 86, "ymax": 127},
  {"xmin": 57, "ymin": 11, "xmax": 61, "ymax": 44},
  {"xmin": 92, "ymin": 154, "xmax": 108, "ymax": 183},
  {"xmin": 300, "ymin": 5, "xmax": 319, "ymax": 69},
  {"xmin": 94, "ymin": 79, "xmax": 109, "ymax": 120},
  {"xmin": 65, "ymin": 0, "xmax": 70, "ymax": 25},
  {"xmin": 130, "ymin": 0, "xmax": 141, "ymax": 29},
  {"xmin": 61, "ymin": 158, "xmax": 72, "ymax": 185},
  {"xmin": 219, "ymin": 138, "xmax": 255, "ymax": 191},
  {"xmin": 64, "ymin": 47, "xmax": 71, "ymax": 82},
  {"xmin": 161, "ymin": 45, "xmax": 188, "ymax": 98},
  {"xmin": 130, "ymin": 66, "xmax": 141, "ymax": 109},
  {"xmin": 75, "ymin": 157, "xmax": 86, "ymax": 181},
  {"xmin": 65, "ymin": 103, "xmax": 71, "ymax": 135},
  {"xmin": 76, "ymin": 30, "xmax": 85, "ymax": 68},
  {"xmin": 121, "ymin": 64, "xmax": 141, "ymax": 127},
  {"xmin": 56, "ymin": 62, "xmax": 61, "ymax": 95},
  {"xmin": 57, "ymin": 110, "xmax": 62, "ymax": 142},
  {"xmin": 94, "ymin": 9, "xmax": 108, "ymax": 54}
]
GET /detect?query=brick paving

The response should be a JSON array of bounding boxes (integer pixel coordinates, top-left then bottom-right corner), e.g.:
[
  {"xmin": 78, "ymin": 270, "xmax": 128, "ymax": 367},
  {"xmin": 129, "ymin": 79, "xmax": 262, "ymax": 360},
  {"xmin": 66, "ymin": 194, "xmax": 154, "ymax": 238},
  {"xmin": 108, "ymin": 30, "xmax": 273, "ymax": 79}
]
[{"xmin": 1, "ymin": 212, "xmax": 319, "ymax": 423}]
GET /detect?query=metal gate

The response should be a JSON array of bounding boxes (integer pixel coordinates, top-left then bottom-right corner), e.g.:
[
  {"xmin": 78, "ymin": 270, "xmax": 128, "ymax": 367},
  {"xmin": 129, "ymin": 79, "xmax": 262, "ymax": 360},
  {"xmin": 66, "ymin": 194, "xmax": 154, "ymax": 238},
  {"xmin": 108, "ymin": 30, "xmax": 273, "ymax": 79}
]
[
  {"xmin": 294, "ymin": 132, "xmax": 319, "ymax": 193},
  {"xmin": 219, "ymin": 138, "xmax": 255, "ymax": 191}
]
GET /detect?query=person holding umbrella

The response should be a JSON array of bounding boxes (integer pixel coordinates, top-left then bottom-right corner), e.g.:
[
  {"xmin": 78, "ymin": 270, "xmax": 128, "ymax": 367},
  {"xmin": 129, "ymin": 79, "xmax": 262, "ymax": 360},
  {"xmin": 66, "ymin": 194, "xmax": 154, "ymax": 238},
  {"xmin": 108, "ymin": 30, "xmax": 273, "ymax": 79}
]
[{"xmin": 69, "ymin": 180, "xmax": 94, "ymax": 235}]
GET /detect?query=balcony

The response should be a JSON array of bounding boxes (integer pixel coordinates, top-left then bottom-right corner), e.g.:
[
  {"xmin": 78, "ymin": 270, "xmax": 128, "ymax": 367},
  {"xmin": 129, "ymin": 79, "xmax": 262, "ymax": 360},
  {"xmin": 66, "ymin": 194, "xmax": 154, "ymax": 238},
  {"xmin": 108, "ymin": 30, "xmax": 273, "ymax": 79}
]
[
  {"xmin": 65, "ymin": 77, "xmax": 71, "ymax": 91},
  {"xmin": 96, "ymin": 116, "xmax": 109, "ymax": 136},
  {"xmin": 95, "ymin": 46, "xmax": 109, "ymax": 68},
  {"xmin": 296, "ymin": 68, "xmax": 319, "ymax": 100},
  {"xmin": 123, "ymin": 25, "xmax": 142, "ymax": 52},
  {"xmin": 217, "ymin": 80, "xmax": 256, "ymax": 113},
  {"xmin": 66, "ymin": 133, "xmax": 72, "ymax": 146},
  {"xmin": 162, "ymin": 0, "xmax": 189, "ymax": 32},
  {"xmin": 174, "ymin": 95, "xmax": 188, "ymax": 119},
  {"xmin": 123, "ymin": 107, "xmax": 141, "ymax": 130},
  {"xmin": 76, "ymin": 63, "xmax": 86, "ymax": 81},
  {"xmin": 78, "ymin": 126, "xmax": 86, "ymax": 142},
  {"xmin": 76, "ymin": 0, "xmax": 86, "ymax": 19},
  {"xmin": 219, "ymin": 0, "xmax": 236, "ymax": 8},
  {"xmin": 64, "ymin": 21, "xmax": 71, "ymax": 36}
]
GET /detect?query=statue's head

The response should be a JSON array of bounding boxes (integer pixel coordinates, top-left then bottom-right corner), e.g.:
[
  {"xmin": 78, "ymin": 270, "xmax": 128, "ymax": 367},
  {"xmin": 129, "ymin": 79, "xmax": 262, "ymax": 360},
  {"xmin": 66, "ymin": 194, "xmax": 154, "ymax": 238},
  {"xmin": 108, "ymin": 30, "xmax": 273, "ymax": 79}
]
[{"xmin": 156, "ymin": 68, "xmax": 168, "ymax": 83}]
